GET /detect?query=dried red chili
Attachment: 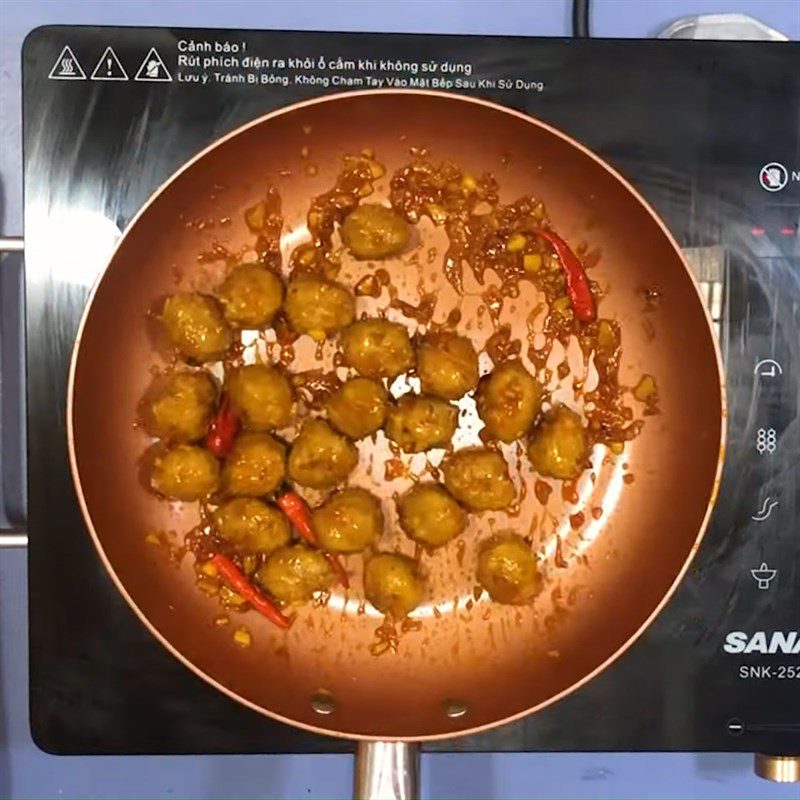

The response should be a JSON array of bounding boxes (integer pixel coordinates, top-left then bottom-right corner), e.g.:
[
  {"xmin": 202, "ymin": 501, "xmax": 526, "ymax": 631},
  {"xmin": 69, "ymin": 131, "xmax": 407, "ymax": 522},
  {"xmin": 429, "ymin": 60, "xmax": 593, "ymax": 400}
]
[
  {"xmin": 205, "ymin": 392, "xmax": 240, "ymax": 457},
  {"xmin": 536, "ymin": 229, "xmax": 597, "ymax": 323}
]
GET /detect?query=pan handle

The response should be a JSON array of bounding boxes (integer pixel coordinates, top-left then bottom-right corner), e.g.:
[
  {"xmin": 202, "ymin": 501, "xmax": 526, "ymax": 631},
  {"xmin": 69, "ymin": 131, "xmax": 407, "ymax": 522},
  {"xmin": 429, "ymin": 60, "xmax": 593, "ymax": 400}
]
[
  {"xmin": 354, "ymin": 741, "xmax": 419, "ymax": 800},
  {"xmin": 0, "ymin": 236, "xmax": 28, "ymax": 548}
]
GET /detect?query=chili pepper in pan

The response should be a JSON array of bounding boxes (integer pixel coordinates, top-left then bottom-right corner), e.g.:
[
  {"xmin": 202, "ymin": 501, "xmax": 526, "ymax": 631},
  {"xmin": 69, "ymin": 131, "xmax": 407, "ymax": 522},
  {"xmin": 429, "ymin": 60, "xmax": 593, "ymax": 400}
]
[
  {"xmin": 536, "ymin": 229, "xmax": 597, "ymax": 323},
  {"xmin": 276, "ymin": 490, "xmax": 350, "ymax": 589},
  {"xmin": 212, "ymin": 553, "xmax": 291, "ymax": 629},
  {"xmin": 205, "ymin": 392, "xmax": 240, "ymax": 457}
]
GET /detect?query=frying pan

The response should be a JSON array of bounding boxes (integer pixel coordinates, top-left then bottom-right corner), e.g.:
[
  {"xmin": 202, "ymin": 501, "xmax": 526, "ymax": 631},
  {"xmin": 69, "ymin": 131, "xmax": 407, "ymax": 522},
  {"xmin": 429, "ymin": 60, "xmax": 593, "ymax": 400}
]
[{"xmin": 67, "ymin": 91, "xmax": 725, "ymax": 797}]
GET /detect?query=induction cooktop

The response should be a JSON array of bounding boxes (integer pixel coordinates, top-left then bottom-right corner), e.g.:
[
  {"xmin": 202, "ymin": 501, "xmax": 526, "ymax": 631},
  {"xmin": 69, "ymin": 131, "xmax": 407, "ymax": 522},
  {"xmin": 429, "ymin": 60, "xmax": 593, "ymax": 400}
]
[{"xmin": 22, "ymin": 25, "xmax": 799, "ymax": 757}]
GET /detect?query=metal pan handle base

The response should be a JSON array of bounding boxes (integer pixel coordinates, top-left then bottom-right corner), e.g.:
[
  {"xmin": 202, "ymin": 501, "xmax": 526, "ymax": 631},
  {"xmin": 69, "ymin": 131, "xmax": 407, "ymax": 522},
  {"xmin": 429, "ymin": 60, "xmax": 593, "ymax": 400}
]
[{"xmin": 354, "ymin": 741, "xmax": 419, "ymax": 800}]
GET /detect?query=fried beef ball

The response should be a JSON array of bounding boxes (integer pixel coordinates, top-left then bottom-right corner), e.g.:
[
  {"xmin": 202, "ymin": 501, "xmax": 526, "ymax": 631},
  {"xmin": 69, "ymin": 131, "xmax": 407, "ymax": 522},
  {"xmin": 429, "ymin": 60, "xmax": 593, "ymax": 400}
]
[
  {"xmin": 161, "ymin": 293, "xmax": 232, "ymax": 363},
  {"xmin": 416, "ymin": 331, "xmax": 479, "ymax": 400},
  {"xmin": 477, "ymin": 534, "xmax": 540, "ymax": 604},
  {"xmin": 385, "ymin": 394, "xmax": 457, "ymax": 453},
  {"xmin": 288, "ymin": 419, "xmax": 358, "ymax": 489},
  {"xmin": 341, "ymin": 203, "xmax": 410, "ymax": 260},
  {"xmin": 326, "ymin": 377, "xmax": 388, "ymax": 439},
  {"xmin": 312, "ymin": 487, "xmax": 383, "ymax": 553},
  {"xmin": 527, "ymin": 405, "xmax": 589, "ymax": 480},
  {"xmin": 476, "ymin": 361, "xmax": 543, "ymax": 443},
  {"xmin": 441, "ymin": 448, "xmax": 516, "ymax": 511},
  {"xmin": 396, "ymin": 483, "xmax": 466, "ymax": 549},
  {"xmin": 341, "ymin": 319, "xmax": 413, "ymax": 379},
  {"xmin": 145, "ymin": 370, "xmax": 218, "ymax": 443},
  {"xmin": 226, "ymin": 364, "xmax": 293, "ymax": 431},
  {"xmin": 223, "ymin": 433, "xmax": 286, "ymax": 497},
  {"xmin": 284, "ymin": 275, "xmax": 355, "ymax": 339},
  {"xmin": 212, "ymin": 498, "xmax": 290, "ymax": 554},
  {"xmin": 217, "ymin": 264, "xmax": 284, "ymax": 329},
  {"xmin": 150, "ymin": 444, "xmax": 220, "ymax": 501},
  {"xmin": 257, "ymin": 544, "xmax": 335, "ymax": 605},
  {"xmin": 364, "ymin": 553, "xmax": 424, "ymax": 618}
]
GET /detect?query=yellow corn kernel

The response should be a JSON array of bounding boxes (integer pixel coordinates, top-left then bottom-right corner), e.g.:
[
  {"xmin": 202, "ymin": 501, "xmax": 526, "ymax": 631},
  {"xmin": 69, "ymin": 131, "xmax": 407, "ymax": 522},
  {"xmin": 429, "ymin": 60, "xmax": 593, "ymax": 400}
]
[
  {"xmin": 244, "ymin": 201, "xmax": 266, "ymax": 232},
  {"xmin": 506, "ymin": 233, "xmax": 527, "ymax": 253},
  {"xmin": 608, "ymin": 442, "xmax": 624, "ymax": 455},
  {"xmin": 460, "ymin": 172, "xmax": 477, "ymax": 192},
  {"xmin": 145, "ymin": 533, "xmax": 161, "ymax": 546},
  {"xmin": 369, "ymin": 161, "xmax": 386, "ymax": 179},
  {"xmin": 597, "ymin": 319, "xmax": 618, "ymax": 351},
  {"xmin": 308, "ymin": 328, "xmax": 326, "ymax": 343},
  {"xmin": 233, "ymin": 626, "xmax": 252, "ymax": 648},
  {"xmin": 523, "ymin": 253, "xmax": 542, "ymax": 272},
  {"xmin": 199, "ymin": 560, "xmax": 218, "ymax": 577},
  {"xmin": 195, "ymin": 578, "xmax": 219, "ymax": 597}
]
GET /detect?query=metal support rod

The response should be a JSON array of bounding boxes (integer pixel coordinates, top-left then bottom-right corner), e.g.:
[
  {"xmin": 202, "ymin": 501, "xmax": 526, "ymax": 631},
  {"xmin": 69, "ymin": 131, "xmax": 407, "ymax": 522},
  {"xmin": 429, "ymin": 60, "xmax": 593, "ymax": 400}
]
[
  {"xmin": 0, "ymin": 237, "xmax": 24, "ymax": 253},
  {"xmin": 0, "ymin": 531, "xmax": 28, "ymax": 548},
  {"xmin": 354, "ymin": 741, "xmax": 419, "ymax": 800}
]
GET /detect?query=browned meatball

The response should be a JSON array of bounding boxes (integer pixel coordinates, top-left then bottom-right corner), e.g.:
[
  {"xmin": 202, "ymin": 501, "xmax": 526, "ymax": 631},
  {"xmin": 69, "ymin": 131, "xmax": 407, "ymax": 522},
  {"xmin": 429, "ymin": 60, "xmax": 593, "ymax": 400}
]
[
  {"xmin": 213, "ymin": 497, "xmax": 290, "ymax": 554},
  {"xmin": 226, "ymin": 364, "xmax": 293, "ymax": 431},
  {"xmin": 161, "ymin": 293, "xmax": 232, "ymax": 363},
  {"xmin": 288, "ymin": 419, "xmax": 358, "ymax": 489},
  {"xmin": 385, "ymin": 395, "xmax": 457, "ymax": 453},
  {"xmin": 312, "ymin": 487, "xmax": 383, "ymax": 553},
  {"xmin": 150, "ymin": 444, "xmax": 220, "ymax": 501},
  {"xmin": 477, "ymin": 534, "xmax": 540, "ymax": 604},
  {"xmin": 527, "ymin": 405, "xmax": 589, "ymax": 480},
  {"xmin": 217, "ymin": 264, "xmax": 284, "ymax": 329},
  {"xmin": 396, "ymin": 483, "xmax": 466, "ymax": 549},
  {"xmin": 416, "ymin": 332, "xmax": 479, "ymax": 400},
  {"xmin": 327, "ymin": 377, "xmax": 388, "ymax": 439},
  {"xmin": 257, "ymin": 544, "xmax": 335, "ymax": 605},
  {"xmin": 145, "ymin": 371, "xmax": 218, "ymax": 443},
  {"xmin": 223, "ymin": 433, "xmax": 286, "ymax": 497},
  {"xmin": 364, "ymin": 553, "xmax": 424, "ymax": 618},
  {"xmin": 341, "ymin": 319, "xmax": 413, "ymax": 379},
  {"xmin": 341, "ymin": 203, "xmax": 410, "ymax": 260},
  {"xmin": 284, "ymin": 275, "xmax": 355, "ymax": 339},
  {"xmin": 477, "ymin": 361, "xmax": 543, "ymax": 443},
  {"xmin": 441, "ymin": 448, "xmax": 516, "ymax": 511}
]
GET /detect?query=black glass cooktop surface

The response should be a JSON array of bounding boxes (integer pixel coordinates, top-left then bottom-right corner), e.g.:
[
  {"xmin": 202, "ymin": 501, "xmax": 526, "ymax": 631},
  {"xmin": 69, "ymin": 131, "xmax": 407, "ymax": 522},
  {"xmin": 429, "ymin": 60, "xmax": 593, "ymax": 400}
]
[{"xmin": 23, "ymin": 26, "xmax": 799, "ymax": 755}]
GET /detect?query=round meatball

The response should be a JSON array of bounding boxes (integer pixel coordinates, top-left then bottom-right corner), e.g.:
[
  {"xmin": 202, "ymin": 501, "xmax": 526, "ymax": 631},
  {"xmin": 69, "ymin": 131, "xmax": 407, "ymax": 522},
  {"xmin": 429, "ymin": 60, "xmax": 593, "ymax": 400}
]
[
  {"xmin": 150, "ymin": 444, "xmax": 220, "ymax": 501},
  {"xmin": 341, "ymin": 203, "xmax": 410, "ymax": 260},
  {"xmin": 257, "ymin": 544, "xmax": 335, "ymax": 605},
  {"xmin": 341, "ymin": 319, "xmax": 413, "ymax": 379},
  {"xmin": 477, "ymin": 534, "xmax": 540, "ymax": 604},
  {"xmin": 527, "ymin": 405, "xmax": 589, "ymax": 480},
  {"xmin": 284, "ymin": 275, "xmax": 355, "ymax": 338},
  {"xmin": 416, "ymin": 332, "xmax": 479, "ymax": 400},
  {"xmin": 364, "ymin": 553, "xmax": 424, "ymax": 618},
  {"xmin": 477, "ymin": 361, "xmax": 543, "ymax": 443},
  {"xmin": 441, "ymin": 448, "xmax": 516, "ymax": 511},
  {"xmin": 161, "ymin": 293, "xmax": 232, "ymax": 363},
  {"xmin": 288, "ymin": 419, "xmax": 358, "ymax": 489},
  {"xmin": 397, "ymin": 483, "xmax": 466, "ymax": 549},
  {"xmin": 327, "ymin": 377, "xmax": 388, "ymax": 439},
  {"xmin": 213, "ymin": 497, "xmax": 290, "ymax": 554},
  {"xmin": 312, "ymin": 487, "xmax": 383, "ymax": 553},
  {"xmin": 217, "ymin": 264, "xmax": 284, "ymax": 329},
  {"xmin": 223, "ymin": 433, "xmax": 286, "ymax": 497},
  {"xmin": 385, "ymin": 395, "xmax": 457, "ymax": 453},
  {"xmin": 227, "ymin": 364, "xmax": 293, "ymax": 431},
  {"xmin": 146, "ymin": 371, "xmax": 218, "ymax": 443}
]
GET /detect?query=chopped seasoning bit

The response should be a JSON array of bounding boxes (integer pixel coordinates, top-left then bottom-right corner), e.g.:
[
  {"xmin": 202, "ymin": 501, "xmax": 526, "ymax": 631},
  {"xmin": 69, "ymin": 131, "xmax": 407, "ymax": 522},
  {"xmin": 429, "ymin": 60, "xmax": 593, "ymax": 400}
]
[
  {"xmin": 214, "ymin": 615, "xmax": 230, "ymax": 627},
  {"xmin": 523, "ymin": 253, "xmax": 542, "ymax": 272},
  {"xmin": 199, "ymin": 560, "xmax": 218, "ymax": 578},
  {"xmin": 145, "ymin": 533, "xmax": 162, "ymax": 546},
  {"xmin": 506, "ymin": 233, "xmax": 527, "ymax": 252},
  {"xmin": 300, "ymin": 146, "xmax": 310, "ymax": 158},
  {"xmin": 233, "ymin": 626, "xmax": 252, "ymax": 647}
]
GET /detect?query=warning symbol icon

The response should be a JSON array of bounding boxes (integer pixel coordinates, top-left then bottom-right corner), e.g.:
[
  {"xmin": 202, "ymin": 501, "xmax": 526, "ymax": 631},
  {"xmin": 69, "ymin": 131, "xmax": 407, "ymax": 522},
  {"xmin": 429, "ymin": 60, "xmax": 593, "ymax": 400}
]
[
  {"xmin": 134, "ymin": 48, "xmax": 172, "ymax": 82},
  {"xmin": 48, "ymin": 46, "xmax": 87, "ymax": 80},
  {"xmin": 90, "ymin": 46, "xmax": 129, "ymax": 81}
]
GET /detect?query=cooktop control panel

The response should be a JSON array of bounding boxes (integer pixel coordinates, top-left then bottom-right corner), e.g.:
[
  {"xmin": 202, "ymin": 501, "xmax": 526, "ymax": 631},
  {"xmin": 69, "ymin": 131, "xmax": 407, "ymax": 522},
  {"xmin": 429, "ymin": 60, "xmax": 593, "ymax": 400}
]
[{"xmin": 23, "ymin": 26, "xmax": 799, "ymax": 755}]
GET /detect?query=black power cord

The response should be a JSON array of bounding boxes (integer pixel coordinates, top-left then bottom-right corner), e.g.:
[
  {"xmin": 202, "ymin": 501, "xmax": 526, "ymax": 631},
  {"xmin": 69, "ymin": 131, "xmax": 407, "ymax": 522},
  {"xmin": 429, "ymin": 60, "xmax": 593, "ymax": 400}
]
[{"xmin": 572, "ymin": 0, "xmax": 591, "ymax": 37}]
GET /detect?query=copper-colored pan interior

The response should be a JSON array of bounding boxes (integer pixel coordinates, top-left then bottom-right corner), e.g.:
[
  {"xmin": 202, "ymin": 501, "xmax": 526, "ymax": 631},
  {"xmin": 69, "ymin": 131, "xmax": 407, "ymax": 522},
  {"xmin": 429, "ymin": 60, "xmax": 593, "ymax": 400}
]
[{"xmin": 68, "ymin": 91, "xmax": 724, "ymax": 740}]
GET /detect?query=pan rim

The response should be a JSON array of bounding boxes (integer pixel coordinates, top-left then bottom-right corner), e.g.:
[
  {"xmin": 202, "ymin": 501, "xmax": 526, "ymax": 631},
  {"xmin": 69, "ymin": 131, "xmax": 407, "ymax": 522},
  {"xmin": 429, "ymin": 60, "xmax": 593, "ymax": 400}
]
[{"xmin": 66, "ymin": 88, "xmax": 727, "ymax": 742}]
